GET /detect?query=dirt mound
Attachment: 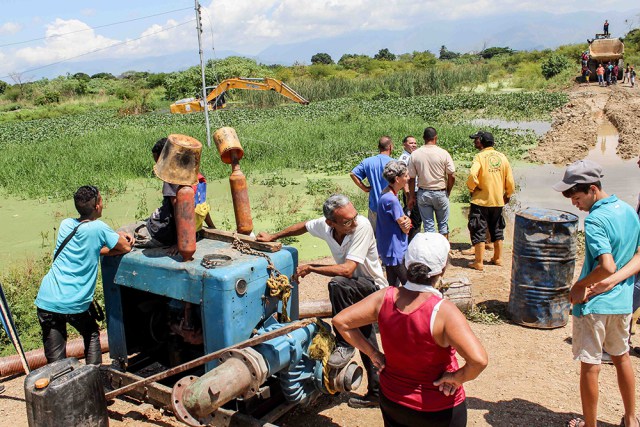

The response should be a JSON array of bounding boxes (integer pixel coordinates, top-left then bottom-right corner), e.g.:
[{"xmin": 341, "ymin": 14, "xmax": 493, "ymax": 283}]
[
  {"xmin": 529, "ymin": 84, "xmax": 640, "ymax": 165},
  {"xmin": 605, "ymin": 87, "xmax": 640, "ymax": 159}
]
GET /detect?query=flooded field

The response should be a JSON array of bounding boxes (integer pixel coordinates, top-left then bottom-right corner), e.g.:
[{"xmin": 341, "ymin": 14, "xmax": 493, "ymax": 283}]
[
  {"xmin": 470, "ymin": 118, "xmax": 551, "ymax": 136},
  {"xmin": 513, "ymin": 118, "xmax": 638, "ymax": 223}
]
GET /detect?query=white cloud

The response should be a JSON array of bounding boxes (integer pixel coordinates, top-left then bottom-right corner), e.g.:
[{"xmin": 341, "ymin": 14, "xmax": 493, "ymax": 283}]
[
  {"xmin": 0, "ymin": 0, "xmax": 636, "ymax": 78},
  {"xmin": 0, "ymin": 22, "xmax": 22, "ymax": 35},
  {"xmin": 15, "ymin": 19, "xmax": 119, "ymax": 65}
]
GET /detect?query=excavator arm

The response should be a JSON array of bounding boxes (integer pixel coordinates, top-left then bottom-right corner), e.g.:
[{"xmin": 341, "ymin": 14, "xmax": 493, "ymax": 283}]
[{"xmin": 170, "ymin": 77, "xmax": 308, "ymax": 114}]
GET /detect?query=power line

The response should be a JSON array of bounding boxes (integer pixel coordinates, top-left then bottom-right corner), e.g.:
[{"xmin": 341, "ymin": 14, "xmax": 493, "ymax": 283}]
[
  {"xmin": 0, "ymin": 7, "xmax": 192, "ymax": 48},
  {"xmin": 0, "ymin": 19, "xmax": 196, "ymax": 80}
]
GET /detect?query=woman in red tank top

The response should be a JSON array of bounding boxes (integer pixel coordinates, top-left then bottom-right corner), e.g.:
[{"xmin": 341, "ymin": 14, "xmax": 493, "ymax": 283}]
[{"xmin": 334, "ymin": 233, "xmax": 487, "ymax": 426}]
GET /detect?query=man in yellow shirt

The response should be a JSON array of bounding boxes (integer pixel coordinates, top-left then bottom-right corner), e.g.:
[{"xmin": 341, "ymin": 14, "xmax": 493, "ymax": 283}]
[{"xmin": 466, "ymin": 131, "xmax": 515, "ymax": 271}]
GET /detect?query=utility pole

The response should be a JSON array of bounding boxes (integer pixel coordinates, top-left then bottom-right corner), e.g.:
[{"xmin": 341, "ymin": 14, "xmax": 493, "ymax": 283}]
[{"xmin": 195, "ymin": 0, "xmax": 211, "ymax": 147}]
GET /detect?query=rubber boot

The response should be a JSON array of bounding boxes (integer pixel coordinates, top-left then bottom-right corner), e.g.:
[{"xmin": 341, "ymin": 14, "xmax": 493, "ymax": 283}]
[
  {"xmin": 463, "ymin": 237, "xmax": 492, "ymax": 254},
  {"xmin": 468, "ymin": 243, "xmax": 485, "ymax": 271},
  {"xmin": 491, "ymin": 240, "xmax": 503, "ymax": 266}
]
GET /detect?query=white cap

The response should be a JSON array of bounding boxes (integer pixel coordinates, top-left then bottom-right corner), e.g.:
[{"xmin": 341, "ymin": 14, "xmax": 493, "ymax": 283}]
[{"xmin": 404, "ymin": 232, "xmax": 450, "ymax": 278}]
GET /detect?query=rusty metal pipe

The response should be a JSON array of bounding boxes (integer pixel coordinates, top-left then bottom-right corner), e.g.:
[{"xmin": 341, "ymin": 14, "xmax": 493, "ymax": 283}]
[
  {"xmin": 183, "ymin": 358, "xmax": 253, "ymax": 417},
  {"xmin": 105, "ymin": 318, "xmax": 313, "ymax": 401},
  {"xmin": 213, "ymin": 127, "xmax": 253, "ymax": 235},
  {"xmin": 299, "ymin": 299, "xmax": 333, "ymax": 319},
  {"xmin": 0, "ymin": 331, "xmax": 108, "ymax": 377}
]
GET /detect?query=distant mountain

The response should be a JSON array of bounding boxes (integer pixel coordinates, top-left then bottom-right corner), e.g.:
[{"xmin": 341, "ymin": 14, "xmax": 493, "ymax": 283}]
[
  {"xmin": 29, "ymin": 49, "xmax": 244, "ymax": 80},
  {"xmin": 15, "ymin": 8, "xmax": 640, "ymax": 80},
  {"xmin": 256, "ymin": 9, "xmax": 640, "ymax": 64}
]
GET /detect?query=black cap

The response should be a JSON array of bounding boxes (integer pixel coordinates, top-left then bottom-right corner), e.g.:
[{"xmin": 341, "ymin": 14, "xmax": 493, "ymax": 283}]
[{"xmin": 469, "ymin": 131, "xmax": 494, "ymax": 144}]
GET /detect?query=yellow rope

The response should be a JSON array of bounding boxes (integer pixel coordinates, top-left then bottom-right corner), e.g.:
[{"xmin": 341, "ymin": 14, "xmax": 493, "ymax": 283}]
[
  {"xmin": 266, "ymin": 273, "xmax": 292, "ymax": 323},
  {"xmin": 308, "ymin": 319, "xmax": 338, "ymax": 394}
]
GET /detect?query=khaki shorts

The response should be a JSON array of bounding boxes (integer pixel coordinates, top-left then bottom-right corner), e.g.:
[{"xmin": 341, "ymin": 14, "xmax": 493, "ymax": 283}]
[{"xmin": 572, "ymin": 313, "xmax": 631, "ymax": 364}]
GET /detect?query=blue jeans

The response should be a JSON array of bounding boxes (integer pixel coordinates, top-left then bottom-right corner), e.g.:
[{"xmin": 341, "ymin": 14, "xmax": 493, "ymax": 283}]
[{"xmin": 417, "ymin": 189, "xmax": 450, "ymax": 234}]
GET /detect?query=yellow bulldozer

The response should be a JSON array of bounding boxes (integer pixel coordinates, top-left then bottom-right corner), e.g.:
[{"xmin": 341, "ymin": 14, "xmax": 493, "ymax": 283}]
[
  {"xmin": 587, "ymin": 34, "xmax": 624, "ymax": 79},
  {"xmin": 170, "ymin": 77, "xmax": 309, "ymax": 114}
]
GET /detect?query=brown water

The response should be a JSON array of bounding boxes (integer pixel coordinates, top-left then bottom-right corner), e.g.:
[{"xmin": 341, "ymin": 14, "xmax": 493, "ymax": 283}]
[{"xmin": 512, "ymin": 119, "xmax": 639, "ymax": 224}]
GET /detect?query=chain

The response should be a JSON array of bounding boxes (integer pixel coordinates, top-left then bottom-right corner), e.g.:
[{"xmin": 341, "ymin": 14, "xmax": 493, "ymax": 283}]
[{"xmin": 231, "ymin": 234, "xmax": 293, "ymax": 322}]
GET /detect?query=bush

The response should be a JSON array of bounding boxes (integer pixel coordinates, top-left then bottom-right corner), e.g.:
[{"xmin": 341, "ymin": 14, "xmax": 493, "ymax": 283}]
[
  {"xmin": 311, "ymin": 53, "xmax": 334, "ymax": 65},
  {"xmin": 541, "ymin": 54, "xmax": 571, "ymax": 79}
]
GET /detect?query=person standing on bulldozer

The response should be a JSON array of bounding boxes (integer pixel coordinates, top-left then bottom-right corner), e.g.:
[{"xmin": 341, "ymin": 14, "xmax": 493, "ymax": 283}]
[{"xmin": 604, "ymin": 19, "xmax": 610, "ymax": 36}]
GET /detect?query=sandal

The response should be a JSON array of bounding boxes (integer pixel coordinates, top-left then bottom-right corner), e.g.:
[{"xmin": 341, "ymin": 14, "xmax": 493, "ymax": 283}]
[
  {"xmin": 619, "ymin": 416, "xmax": 640, "ymax": 427},
  {"xmin": 566, "ymin": 418, "xmax": 585, "ymax": 427}
]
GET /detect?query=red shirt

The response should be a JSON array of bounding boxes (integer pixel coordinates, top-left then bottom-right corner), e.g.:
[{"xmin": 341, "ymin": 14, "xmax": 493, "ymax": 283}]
[{"xmin": 378, "ymin": 287, "xmax": 465, "ymax": 412}]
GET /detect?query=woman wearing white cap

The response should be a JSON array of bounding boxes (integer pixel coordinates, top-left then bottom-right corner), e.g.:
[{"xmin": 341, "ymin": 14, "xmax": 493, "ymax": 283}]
[{"xmin": 334, "ymin": 232, "xmax": 487, "ymax": 426}]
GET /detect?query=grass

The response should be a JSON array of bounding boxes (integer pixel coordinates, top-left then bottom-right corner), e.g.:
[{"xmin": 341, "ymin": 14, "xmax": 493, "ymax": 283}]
[
  {"xmin": 0, "ymin": 89, "xmax": 568, "ymax": 356},
  {"xmin": 0, "ymin": 92, "xmax": 564, "ymax": 200}
]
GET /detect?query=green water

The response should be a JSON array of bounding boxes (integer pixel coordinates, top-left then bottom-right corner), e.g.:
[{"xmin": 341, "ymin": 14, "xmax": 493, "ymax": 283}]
[{"xmin": 0, "ymin": 171, "xmax": 470, "ymax": 265}]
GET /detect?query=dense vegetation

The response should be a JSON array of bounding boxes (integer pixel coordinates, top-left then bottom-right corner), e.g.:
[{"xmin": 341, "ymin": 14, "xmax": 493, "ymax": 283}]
[
  {"xmin": 0, "ymin": 92, "xmax": 566, "ymax": 200},
  {"xmin": 1, "ymin": 25, "xmax": 637, "ymax": 356},
  {"xmin": 3, "ymin": 25, "xmax": 637, "ymax": 120}
]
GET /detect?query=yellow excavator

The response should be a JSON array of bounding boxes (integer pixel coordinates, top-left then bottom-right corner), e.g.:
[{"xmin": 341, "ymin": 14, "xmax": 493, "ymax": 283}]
[{"xmin": 170, "ymin": 77, "xmax": 309, "ymax": 114}]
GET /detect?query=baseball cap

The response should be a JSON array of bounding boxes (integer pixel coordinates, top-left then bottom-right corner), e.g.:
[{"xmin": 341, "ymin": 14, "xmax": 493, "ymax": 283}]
[
  {"xmin": 552, "ymin": 160, "xmax": 604, "ymax": 192},
  {"xmin": 404, "ymin": 232, "xmax": 450, "ymax": 278},
  {"xmin": 469, "ymin": 130, "xmax": 494, "ymax": 144}
]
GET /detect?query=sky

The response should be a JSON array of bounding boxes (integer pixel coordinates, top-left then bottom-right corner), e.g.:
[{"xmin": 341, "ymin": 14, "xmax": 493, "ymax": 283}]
[{"xmin": 1, "ymin": 0, "xmax": 639, "ymax": 81}]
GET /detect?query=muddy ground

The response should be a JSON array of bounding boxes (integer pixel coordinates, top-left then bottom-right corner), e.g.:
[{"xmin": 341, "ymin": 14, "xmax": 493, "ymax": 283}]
[
  {"xmin": 530, "ymin": 83, "xmax": 640, "ymax": 164},
  {"xmin": 1, "ymin": 82, "xmax": 639, "ymax": 426}
]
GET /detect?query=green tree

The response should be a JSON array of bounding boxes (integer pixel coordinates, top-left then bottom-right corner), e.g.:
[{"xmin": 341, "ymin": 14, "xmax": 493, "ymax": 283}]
[
  {"xmin": 90, "ymin": 72, "xmax": 116, "ymax": 79},
  {"xmin": 439, "ymin": 45, "xmax": 460, "ymax": 60},
  {"xmin": 0, "ymin": 80, "xmax": 7, "ymax": 94},
  {"xmin": 374, "ymin": 48, "xmax": 396, "ymax": 61},
  {"xmin": 411, "ymin": 50, "xmax": 437, "ymax": 68},
  {"xmin": 72, "ymin": 72, "xmax": 91, "ymax": 82},
  {"xmin": 541, "ymin": 54, "xmax": 571, "ymax": 79},
  {"xmin": 311, "ymin": 52, "xmax": 334, "ymax": 65},
  {"xmin": 206, "ymin": 56, "xmax": 268, "ymax": 80},
  {"xmin": 480, "ymin": 47, "xmax": 513, "ymax": 59},
  {"xmin": 338, "ymin": 53, "xmax": 371, "ymax": 70}
]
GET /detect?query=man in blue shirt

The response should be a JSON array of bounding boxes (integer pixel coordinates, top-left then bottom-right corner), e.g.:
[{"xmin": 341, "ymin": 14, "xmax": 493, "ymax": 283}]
[
  {"xmin": 553, "ymin": 160, "xmax": 640, "ymax": 427},
  {"xmin": 35, "ymin": 186, "xmax": 132, "ymax": 365},
  {"xmin": 350, "ymin": 136, "xmax": 394, "ymax": 235}
]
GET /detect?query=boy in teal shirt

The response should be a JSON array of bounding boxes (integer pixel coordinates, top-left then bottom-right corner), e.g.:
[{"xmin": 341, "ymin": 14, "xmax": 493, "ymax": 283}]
[
  {"xmin": 36, "ymin": 186, "xmax": 132, "ymax": 365},
  {"xmin": 553, "ymin": 160, "xmax": 640, "ymax": 427}
]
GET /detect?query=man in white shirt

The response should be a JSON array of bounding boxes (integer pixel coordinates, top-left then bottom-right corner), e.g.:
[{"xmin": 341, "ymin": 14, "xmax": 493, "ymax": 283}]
[
  {"xmin": 257, "ymin": 194, "xmax": 387, "ymax": 408},
  {"xmin": 398, "ymin": 135, "xmax": 421, "ymax": 241}
]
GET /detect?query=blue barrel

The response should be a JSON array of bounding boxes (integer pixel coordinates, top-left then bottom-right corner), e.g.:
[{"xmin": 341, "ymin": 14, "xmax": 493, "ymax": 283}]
[{"xmin": 508, "ymin": 208, "xmax": 579, "ymax": 328}]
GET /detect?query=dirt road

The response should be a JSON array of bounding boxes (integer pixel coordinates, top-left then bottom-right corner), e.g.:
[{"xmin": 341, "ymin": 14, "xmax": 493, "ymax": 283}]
[{"xmin": 1, "ymin": 82, "xmax": 639, "ymax": 426}]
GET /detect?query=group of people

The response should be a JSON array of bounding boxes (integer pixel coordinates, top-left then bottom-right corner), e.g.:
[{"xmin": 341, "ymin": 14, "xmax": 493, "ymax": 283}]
[
  {"xmin": 256, "ymin": 127, "xmax": 515, "ymax": 424},
  {"xmin": 350, "ymin": 128, "xmax": 514, "ymax": 277},
  {"xmin": 25, "ymin": 127, "xmax": 640, "ymax": 427},
  {"xmin": 592, "ymin": 62, "xmax": 636, "ymax": 88}
]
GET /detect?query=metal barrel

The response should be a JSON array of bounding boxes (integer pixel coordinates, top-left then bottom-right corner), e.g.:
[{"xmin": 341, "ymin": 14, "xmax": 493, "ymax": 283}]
[{"xmin": 508, "ymin": 208, "xmax": 579, "ymax": 328}]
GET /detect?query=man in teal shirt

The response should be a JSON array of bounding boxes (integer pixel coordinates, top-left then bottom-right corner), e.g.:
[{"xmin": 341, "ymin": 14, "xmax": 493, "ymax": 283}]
[
  {"xmin": 553, "ymin": 160, "xmax": 640, "ymax": 427},
  {"xmin": 36, "ymin": 186, "xmax": 132, "ymax": 365}
]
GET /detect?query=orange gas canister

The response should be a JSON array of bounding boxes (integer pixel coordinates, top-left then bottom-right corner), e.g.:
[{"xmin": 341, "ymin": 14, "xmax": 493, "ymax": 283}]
[{"xmin": 175, "ymin": 185, "xmax": 196, "ymax": 261}]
